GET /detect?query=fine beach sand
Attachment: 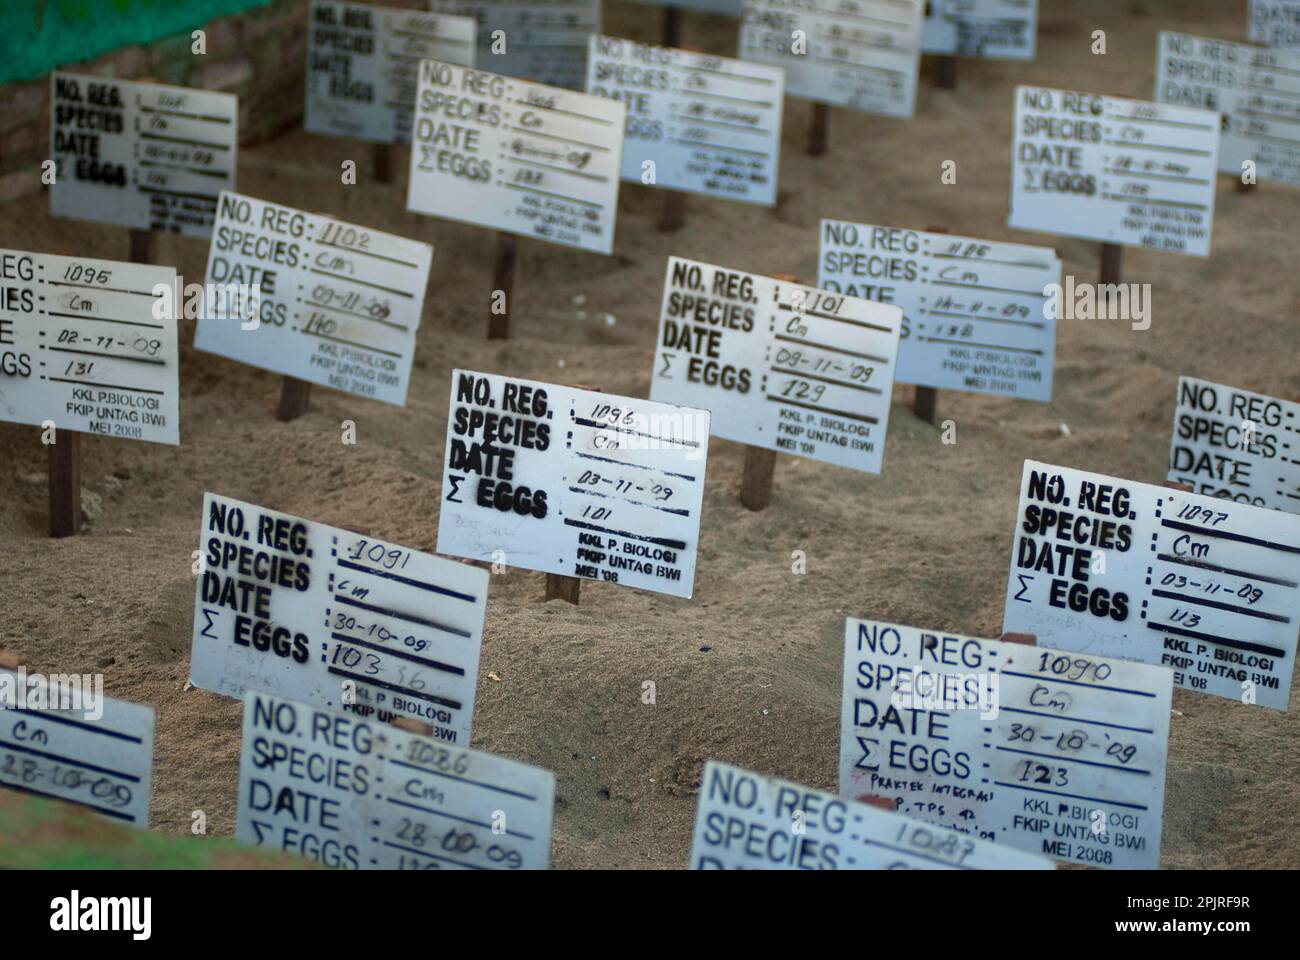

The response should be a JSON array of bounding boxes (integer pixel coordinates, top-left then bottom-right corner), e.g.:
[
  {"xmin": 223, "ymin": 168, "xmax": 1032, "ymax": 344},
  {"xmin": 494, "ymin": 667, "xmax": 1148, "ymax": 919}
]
[{"xmin": 2, "ymin": 0, "xmax": 1298, "ymax": 868}]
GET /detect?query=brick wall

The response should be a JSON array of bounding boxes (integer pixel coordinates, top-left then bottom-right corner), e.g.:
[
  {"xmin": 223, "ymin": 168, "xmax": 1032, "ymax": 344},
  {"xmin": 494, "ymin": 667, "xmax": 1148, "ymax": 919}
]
[{"xmin": 0, "ymin": 0, "xmax": 311, "ymax": 204}]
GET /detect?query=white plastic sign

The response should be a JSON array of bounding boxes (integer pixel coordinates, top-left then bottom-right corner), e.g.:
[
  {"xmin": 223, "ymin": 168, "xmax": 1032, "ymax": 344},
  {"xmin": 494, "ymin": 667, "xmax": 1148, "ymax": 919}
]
[
  {"xmin": 1009, "ymin": 85, "xmax": 1220, "ymax": 256},
  {"xmin": 1156, "ymin": 31, "xmax": 1300, "ymax": 187},
  {"xmin": 237, "ymin": 691, "xmax": 554, "ymax": 869},
  {"xmin": 194, "ymin": 191, "xmax": 432, "ymax": 406},
  {"xmin": 585, "ymin": 35, "xmax": 784, "ymax": 206},
  {"xmin": 651, "ymin": 257, "xmax": 902, "ymax": 473},
  {"xmin": 50, "ymin": 72, "xmax": 237, "ymax": 237},
  {"xmin": 0, "ymin": 250, "xmax": 180, "ymax": 444},
  {"xmin": 438, "ymin": 370, "xmax": 709, "ymax": 598},
  {"xmin": 306, "ymin": 0, "xmax": 476, "ymax": 144},
  {"xmin": 738, "ymin": 0, "xmax": 923, "ymax": 118},
  {"xmin": 923, "ymin": 0, "xmax": 1038, "ymax": 60},
  {"xmin": 1250, "ymin": 0, "xmax": 1300, "ymax": 47},
  {"xmin": 407, "ymin": 60, "xmax": 625, "ymax": 254},
  {"xmin": 1169, "ymin": 376, "xmax": 1300, "ymax": 512},
  {"xmin": 0, "ymin": 667, "xmax": 155, "ymax": 828},
  {"xmin": 428, "ymin": 0, "xmax": 600, "ymax": 90},
  {"xmin": 627, "ymin": 0, "xmax": 741, "ymax": 14},
  {"xmin": 191, "ymin": 493, "xmax": 489, "ymax": 741},
  {"xmin": 818, "ymin": 221, "xmax": 1060, "ymax": 401},
  {"xmin": 840, "ymin": 620, "xmax": 1171, "ymax": 869},
  {"xmin": 1003, "ymin": 460, "xmax": 1300, "ymax": 710},
  {"xmin": 691, "ymin": 760, "xmax": 1054, "ymax": 869}
]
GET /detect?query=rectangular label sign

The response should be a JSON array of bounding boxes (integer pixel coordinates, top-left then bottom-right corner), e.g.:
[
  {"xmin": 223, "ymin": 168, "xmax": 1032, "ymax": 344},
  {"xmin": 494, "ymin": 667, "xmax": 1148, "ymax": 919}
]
[
  {"xmin": 428, "ymin": 0, "xmax": 600, "ymax": 90},
  {"xmin": 818, "ymin": 221, "xmax": 1060, "ymax": 401},
  {"xmin": 237, "ymin": 691, "xmax": 554, "ymax": 868},
  {"xmin": 191, "ymin": 493, "xmax": 489, "ymax": 741},
  {"xmin": 438, "ymin": 369, "xmax": 709, "ymax": 598},
  {"xmin": 692, "ymin": 759, "xmax": 1054, "ymax": 869},
  {"xmin": 651, "ymin": 257, "xmax": 902, "ymax": 473},
  {"xmin": 1003, "ymin": 460, "xmax": 1300, "ymax": 710},
  {"xmin": 585, "ymin": 34, "xmax": 784, "ymax": 206},
  {"xmin": 1009, "ymin": 85, "xmax": 1220, "ymax": 256},
  {"xmin": 1169, "ymin": 375, "xmax": 1300, "ymax": 513},
  {"xmin": 194, "ymin": 190, "xmax": 432, "ymax": 406},
  {"xmin": 0, "ymin": 667, "xmax": 155, "ymax": 828},
  {"xmin": 840, "ymin": 620, "xmax": 1171, "ymax": 869},
  {"xmin": 407, "ymin": 60, "xmax": 625, "ymax": 254},
  {"xmin": 0, "ymin": 250, "xmax": 180, "ymax": 444},
  {"xmin": 306, "ymin": 0, "xmax": 476, "ymax": 144},
  {"xmin": 50, "ymin": 72, "xmax": 237, "ymax": 237},
  {"xmin": 923, "ymin": 0, "xmax": 1038, "ymax": 60},
  {"xmin": 1156, "ymin": 31, "xmax": 1300, "ymax": 187},
  {"xmin": 738, "ymin": 0, "xmax": 923, "ymax": 117}
]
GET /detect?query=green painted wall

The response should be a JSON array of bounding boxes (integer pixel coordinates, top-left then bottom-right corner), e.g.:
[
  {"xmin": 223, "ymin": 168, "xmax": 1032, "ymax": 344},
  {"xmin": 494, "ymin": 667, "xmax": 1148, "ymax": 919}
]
[{"xmin": 0, "ymin": 0, "xmax": 272, "ymax": 84}]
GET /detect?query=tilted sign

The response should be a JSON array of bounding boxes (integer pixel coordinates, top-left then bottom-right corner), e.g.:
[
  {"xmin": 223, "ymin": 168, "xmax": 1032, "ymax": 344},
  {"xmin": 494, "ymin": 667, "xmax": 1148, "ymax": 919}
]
[
  {"xmin": 1169, "ymin": 375, "xmax": 1300, "ymax": 513},
  {"xmin": 651, "ymin": 257, "xmax": 902, "ymax": 473},
  {"xmin": 818, "ymin": 221, "xmax": 1060, "ymax": 401},
  {"xmin": 691, "ymin": 760, "xmax": 1054, "ymax": 869},
  {"xmin": 0, "ymin": 250, "xmax": 179, "ymax": 444},
  {"xmin": 50, "ymin": 72, "xmax": 237, "ymax": 236},
  {"xmin": 1009, "ymin": 85, "xmax": 1220, "ymax": 256},
  {"xmin": 191, "ymin": 493, "xmax": 489, "ymax": 741},
  {"xmin": 922, "ymin": 0, "xmax": 1038, "ymax": 61},
  {"xmin": 428, "ymin": 0, "xmax": 600, "ymax": 91},
  {"xmin": 194, "ymin": 191, "xmax": 432, "ymax": 406},
  {"xmin": 738, "ymin": 0, "xmax": 923, "ymax": 117},
  {"xmin": 306, "ymin": 0, "xmax": 476, "ymax": 144},
  {"xmin": 237, "ymin": 691, "xmax": 554, "ymax": 869},
  {"xmin": 1003, "ymin": 460, "xmax": 1300, "ymax": 710},
  {"xmin": 407, "ymin": 60, "xmax": 625, "ymax": 254},
  {"xmin": 1157, "ymin": 31, "xmax": 1300, "ymax": 187},
  {"xmin": 0, "ymin": 667, "xmax": 155, "ymax": 827},
  {"xmin": 585, "ymin": 35, "xmax": 785, "ymax": 206},
  {"xmin": 438, "ymin": 369, "xmax": 709, "ymax": 598},
  {"xmin": 840, "ymin": 620, "xmax": 1171, "ymax": 869}
]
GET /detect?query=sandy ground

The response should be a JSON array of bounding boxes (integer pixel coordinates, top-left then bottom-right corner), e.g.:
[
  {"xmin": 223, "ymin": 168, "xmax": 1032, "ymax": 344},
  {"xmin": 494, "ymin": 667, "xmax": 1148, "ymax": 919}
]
[{"xmin": 2, "ymin": 0, "xmax": 1298, "ymax": 869}]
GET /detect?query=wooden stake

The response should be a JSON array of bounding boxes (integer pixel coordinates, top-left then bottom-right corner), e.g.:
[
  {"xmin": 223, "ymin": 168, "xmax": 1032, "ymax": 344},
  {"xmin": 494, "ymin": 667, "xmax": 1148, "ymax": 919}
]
[
  {"xmin": 0, "ymin": 650, "xmax": 18, "ymax": 669},
  {"xmin": 544, "ymin": 572, "xmax": 581, "ymax": 604},
  {"xmin": 808, "ymin": 103, "xmax": 830, "ymax": 156},
  {"xmin": 662, "ymin": 5, "xmax": 682, "ymax": 47},
  {"xmin": 913, "ymin": 385, "xmax": 939, "ymax": 425},
  {"xmin": 373, "ymin": 142, "xmax": 394, "ymax": 184},
  {"xmin": 998, "ymin": 632, "xmax": 1036, "ymax": 646},
  {"xmin": 935, "ymin": 55, "xmax": 958, "ymax": 90},
  {"xmin": 488, "ymin": 232, "xmax": 517, "ymax": 340},
  {"xmin": 659, "ymin": 190, "xmax": 687, "ymax": 232},
  {"xmin": 740, "ymin": 445, "xmax": 777, "ymax": 511},
  {"xmin": 1236, "ymin": 178, "xmax": 1256, "ymax": 194},
  {"xmin": 391, "ymin": 716, "xmax": 434, "ymax": 736},
  {"xmin": 1099, "ymin": 242, "xmax": 1123, "ymax": 286},
  {"xmin": 276, "ymin": 377, "xmax": 312, "ymax": 421},
  {"xmin": 48, "ymin": 429, "xmax": 81, "ymax": 538},
  {"xmin": 128, "ymin": 229, "xmax": 153, "ymax": 264}
]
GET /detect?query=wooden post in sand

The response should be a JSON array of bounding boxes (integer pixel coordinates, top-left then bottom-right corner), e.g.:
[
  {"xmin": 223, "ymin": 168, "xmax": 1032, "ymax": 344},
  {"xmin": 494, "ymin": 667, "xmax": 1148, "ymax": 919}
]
[
  {"xmin": 373, "ymin": 142, "xmax": 395, "ymax": 184},
  {"xmin": 276, "ymin": 377, "xmax": 312, "ymax": 421},
  {"xmin": 488, "ymin": 232, "xmax": 517, "ymax": 340},
  {"xmin": 935, "ymin": 55, "xmax": 958, "ymax": 90},
  {"xmin": 1100, "ymin": 242, "xmax": 1123, "ymax": 286},
  {"xmin": 808, "ymin": 103, "xmax": 830, "ymax": 156},
  {"xmin": 998, "ymin": 632, "xmax": 1035, "ymax": 646},
  {"xmin": 48, "ymin": 429, "xmax": 82, "ymax": 538},
  {"xmin": 128, "ymin": 229, "xmax": 153, "ymax": 264}
]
